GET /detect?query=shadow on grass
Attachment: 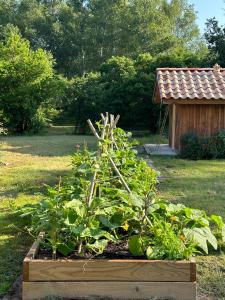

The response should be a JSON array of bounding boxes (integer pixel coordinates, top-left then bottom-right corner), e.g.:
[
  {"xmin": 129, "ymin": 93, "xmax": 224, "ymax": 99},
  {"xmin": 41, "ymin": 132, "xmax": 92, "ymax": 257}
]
[
  {"xmin": 0, "ymin": 135, "xmax": 97, "ymax": 157},
  {"xmin": 0, "ymin": 168, "xmax": 70, "ymax": 199}
]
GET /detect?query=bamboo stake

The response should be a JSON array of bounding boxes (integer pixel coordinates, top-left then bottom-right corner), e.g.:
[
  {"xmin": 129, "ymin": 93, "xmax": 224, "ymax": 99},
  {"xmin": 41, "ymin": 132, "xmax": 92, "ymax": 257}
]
[
  {"xmin": 87, "ymin": 114, "xmax": 131, "ymax": 204},
  {"xmin": 101, "ymin": 113, "xmax": 108, "ymax": 139},
  {"xmin": 107, "ymin": 153, "xmax": 131, "ymax": 194},
  {"xmin": 112, "ymin": 114, "xmax": 120, "ymax": 129},
  {"xmin": 87, "ymin": 119, "xmax": 101, "ymax": 140},
  {"xmin": 87, "ymin": 120, "xmax": 101, "ymax": 206},
  {"xmin": 110, "ymin": 114, "xmax": 114, "ymax": 138},
  {"xmin": 109, "ymin": 114, "xmax": 119, "ymax": 150},
  {"xmin": 109, "ymin": 114, "xmax": 114, "ymax": 150},
  {"xmin": 87, "ymin": 117, "xmax": 109, "ymax": 206},
  {"xmin": 100, "ymin": 113, "xmax": 105, "ymax": 122},
  {"xmin": 87, "ymin": 171, "xmax": 97, "ymax": 206}
]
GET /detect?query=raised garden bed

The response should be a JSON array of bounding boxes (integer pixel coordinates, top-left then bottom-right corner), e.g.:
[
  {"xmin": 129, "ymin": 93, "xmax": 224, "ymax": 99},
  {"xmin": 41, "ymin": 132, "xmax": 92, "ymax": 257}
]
[
  {"xmin": 21, "ymin": 114, "xmax": 225, "ymax": 300},
  {"xmin": 23, "ymin": 233, "xmax": 196, "ymax": 300}
]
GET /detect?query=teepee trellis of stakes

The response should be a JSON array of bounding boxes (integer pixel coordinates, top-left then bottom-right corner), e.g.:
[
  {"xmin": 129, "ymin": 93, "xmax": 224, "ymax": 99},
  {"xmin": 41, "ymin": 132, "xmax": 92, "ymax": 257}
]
[
  {"xmin": 87, "ymin": 113, "xmax": 131, "ymax": 207},
  {"xmin": 86, "ymin": 113, "xmax": 152, "ymax": 240}
]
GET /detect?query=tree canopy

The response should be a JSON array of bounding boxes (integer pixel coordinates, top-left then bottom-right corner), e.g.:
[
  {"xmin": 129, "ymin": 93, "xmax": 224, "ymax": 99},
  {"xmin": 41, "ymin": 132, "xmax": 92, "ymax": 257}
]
[
  {"xmin": 0, "ymin": 0, "xmax": 222, "ymax": 133},
  {"xmin": 205, "ymin": 18, "xmax": 225, "ymax": 66},
  {"xmin": 64, "ymin": 50, "xmax": 207, "ymax": 133},
  {"xmin": 0, "ymin": 0, "xmax": 203, "ymax": 76}
]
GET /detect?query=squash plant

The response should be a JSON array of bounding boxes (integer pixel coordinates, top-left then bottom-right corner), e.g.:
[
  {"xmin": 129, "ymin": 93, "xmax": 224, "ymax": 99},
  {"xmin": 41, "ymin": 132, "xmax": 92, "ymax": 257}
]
[{"xmin": 21, "ymin": 113, "xmax": 225, "ymax": 260}]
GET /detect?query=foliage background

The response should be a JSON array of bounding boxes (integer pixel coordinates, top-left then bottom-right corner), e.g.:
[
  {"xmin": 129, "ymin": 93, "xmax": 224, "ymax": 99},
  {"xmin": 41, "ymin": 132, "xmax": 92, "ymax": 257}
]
[{"xmin": 0, "ymin": 0, "xmax": 223, "ymax": 132}]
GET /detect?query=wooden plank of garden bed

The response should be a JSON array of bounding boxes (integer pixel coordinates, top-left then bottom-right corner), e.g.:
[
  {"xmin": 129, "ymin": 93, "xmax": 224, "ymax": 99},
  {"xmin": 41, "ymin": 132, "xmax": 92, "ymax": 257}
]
[
  {"xmin": 26, "ymin": 259, "xmax": 193, "ymax": 282},
  {"xmin": 25, "ymin": 232, "xmax": 45, "ymax": 259},
  {"xmin": 23, "ymin": 281, "xmax": 196, "ymax": 300}
]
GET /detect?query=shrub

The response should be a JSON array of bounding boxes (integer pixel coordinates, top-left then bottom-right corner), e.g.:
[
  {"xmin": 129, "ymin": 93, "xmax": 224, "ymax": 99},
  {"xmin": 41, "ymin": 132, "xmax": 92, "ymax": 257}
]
[
  {"xmin": 64, "ymin": 72, "xmax": 103, "ymax": 133},
  {"xmin": 29, "ymin": 107, "xmax": 60, "ymax": 134},
  {"xmin": 209, "ymin": 130, "xmax": 225, "ymax": 158},
  {"xmin": 64, "ymin": 54, "xmax": 159, "ymax": 132},
  {"xmin": 181, "ymin": 130, "xmax": 225, "ymax": 160},
  {"xmin": 180, "ymin": 132, "xmax": 203, "ymax": 160}
]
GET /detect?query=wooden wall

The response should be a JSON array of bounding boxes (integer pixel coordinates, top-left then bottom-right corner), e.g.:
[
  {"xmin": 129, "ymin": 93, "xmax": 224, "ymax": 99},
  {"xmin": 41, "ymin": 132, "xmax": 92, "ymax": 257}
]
[{"xmin": 168, "ymin": 104, "xmax": 225, "ymax": 151}]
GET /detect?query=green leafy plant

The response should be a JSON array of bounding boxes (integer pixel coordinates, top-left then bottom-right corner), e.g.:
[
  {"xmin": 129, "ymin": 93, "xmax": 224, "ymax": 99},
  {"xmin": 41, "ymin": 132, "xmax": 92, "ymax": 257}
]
[
  {"xmin": 209, "ymin": 130, "xmax": 225, "ymax": 158},
  {"xmin": 180, "ymin": 132, "xmax": 203, "ymax": 160},
  {"xmin": 21, "ymin": 114, "xmax": 225, "ymax": 260},
  {"xmin": 181, "ymin": 130, "xmax": 225, "ymax": 160}
]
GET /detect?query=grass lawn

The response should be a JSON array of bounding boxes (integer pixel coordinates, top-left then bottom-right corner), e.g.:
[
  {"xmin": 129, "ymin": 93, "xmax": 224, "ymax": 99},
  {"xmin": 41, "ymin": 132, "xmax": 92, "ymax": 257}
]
[{"xmin": 0, "ymin": 132, "xmax": 225, "ymax": 299}]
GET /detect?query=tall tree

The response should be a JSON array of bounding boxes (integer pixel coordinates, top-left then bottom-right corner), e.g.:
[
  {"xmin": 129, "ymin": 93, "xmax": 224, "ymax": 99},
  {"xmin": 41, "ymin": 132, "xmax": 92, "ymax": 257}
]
[
  {"xmin": 0, "ymin": 31, "xmax": 61, "ymax": 133},
  {"xmin": 205, "ymin": 18, "xmax": 225, "ymax": 66},
  {"xmin": 162, "ymin": 0, "xmax": 199, "ymax": 45},
  {"xmin": 0, "ymin": 0, "xmax": 202, "ymax": 76}
]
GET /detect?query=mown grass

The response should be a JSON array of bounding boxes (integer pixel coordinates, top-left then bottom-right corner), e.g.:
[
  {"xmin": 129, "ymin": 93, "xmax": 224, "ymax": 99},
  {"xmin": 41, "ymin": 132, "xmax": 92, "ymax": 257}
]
[{"xmin": 152, "ymin": 156, "xmax": 225, "ymax": 299}]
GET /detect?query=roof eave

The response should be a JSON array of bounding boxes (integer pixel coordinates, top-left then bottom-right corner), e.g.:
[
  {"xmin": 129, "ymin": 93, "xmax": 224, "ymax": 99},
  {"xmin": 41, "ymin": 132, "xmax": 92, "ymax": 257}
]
[{"xmin": 162, "ymin": 98, "xmax": 225, "ymax": 104}]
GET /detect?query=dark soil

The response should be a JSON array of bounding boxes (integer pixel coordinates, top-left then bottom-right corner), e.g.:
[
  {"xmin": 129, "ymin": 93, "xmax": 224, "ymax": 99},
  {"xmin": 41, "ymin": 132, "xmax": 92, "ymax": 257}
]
[{"xmin": 37, "ymin": 240, "xmax": 145, "ymax": 260}]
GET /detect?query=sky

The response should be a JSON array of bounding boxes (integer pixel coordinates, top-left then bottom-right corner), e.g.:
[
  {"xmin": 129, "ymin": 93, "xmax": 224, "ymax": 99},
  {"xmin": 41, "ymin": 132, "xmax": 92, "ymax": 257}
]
[{"xmin": 189, "ymin": 0, "xmax": 224, "ymax": 33}]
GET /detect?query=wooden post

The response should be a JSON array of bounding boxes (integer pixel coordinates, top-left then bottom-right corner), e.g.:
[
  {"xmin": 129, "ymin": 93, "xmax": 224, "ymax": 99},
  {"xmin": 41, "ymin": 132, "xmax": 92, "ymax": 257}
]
[{"xmin": 171, "ymin": 103, "xmax": 176, "ymax": 150}]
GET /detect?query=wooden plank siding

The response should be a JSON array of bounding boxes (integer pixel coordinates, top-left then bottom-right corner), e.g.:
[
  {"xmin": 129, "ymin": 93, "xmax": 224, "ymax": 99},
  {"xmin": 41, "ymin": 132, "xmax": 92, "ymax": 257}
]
[
  {"xmin": 168, "ymin": 104, "xmax": 225, "ymax": 151},
  {"xmin": 25, "ymin": 259, "xmax": 193, "ymax": 282},
  {"xmin": 23, "ymin": 281, "xmax": 196, "ymax": 300},
  {"xmin": 169, "ymin": 105, "xmax": 172, "ymax": 147}
]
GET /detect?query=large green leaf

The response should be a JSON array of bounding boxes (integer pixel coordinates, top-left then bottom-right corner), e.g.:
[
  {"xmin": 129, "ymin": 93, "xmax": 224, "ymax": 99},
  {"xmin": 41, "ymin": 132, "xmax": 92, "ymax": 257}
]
[
  {"xmin": 129, "ymin": 194, "xmax": 143, "ymax": 208},
  {"xmin": 202, "ymin": 227, "xmax": 217, "ymax": 250},
  {"xmin": 90, "ymin": 228, "xmax": 117, "ymax": 242},
  {"xmin": 211, "ymin": 215, "xmax": 224, "ymax": 229},
  {"xmin": 167, "ymin": 203, "xmax": 185, "ymax": 213},
  {"xmin": 146, "ymin": 246, "xmax": 164, "ymax": 260},
  {"xmin": 57, "ymin": 242, "xmax": 75, "ymax": 256},
  {"xmin": 184, "ymin": 227, "xmax": 217, "ymax": 253},
  {"xmin": 86, "ymin": 239, "xmax": 108, "ymax": 254},
  {"xmin": 67, "ymin": 211, "xmax": 78, "ymax": 224},
  {"xmin": 65, "ymin": 199, "xmax": 86, "ymax": 217},
  {"xmin": 98, "ymin": 215, "xmax": 118, "ymax": 229},
  {"xmin": 183, "ymin": 228, "xmax": 208, "ymax": 254},
  {"xmin": 70, "ymin": 224, "xmax": 86, "ymax": 235},
  {"xmin": 128, "ymin": 235, "xmax": 144, "ymax": 256},
  {"xmin": 99, "ymin": 212, "xmax": 129, "ymax": 229}
]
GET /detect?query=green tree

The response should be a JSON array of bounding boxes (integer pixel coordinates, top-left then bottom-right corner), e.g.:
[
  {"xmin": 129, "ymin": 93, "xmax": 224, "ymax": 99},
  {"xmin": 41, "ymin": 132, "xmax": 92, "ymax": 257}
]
[
  {"xmin": 99, "ymin": 55, "xmax": 158, "ymax": 130},
  {"xmin": 0, "ymin": 0, "xmax": 16, "ymax": 26},
  {"xmin": 0, "ymin": 0, "xmax": 203, "ymax": 76},
  {"xmin": 64, "ymin": 49, "xmax": 208, "ymax": 132},
  {"xmin": 65, "ymin": 72, "xmax": 102, "ymax": 132},
  {"xmin": 0, "ymin": 31, "xmax": 61, "ymax": 133},
  {"xmin": 162, "ymin": 0, "xmax": 199, "ymax": 46},
  {"xmin": 205, "ymin": 18, "xmax": 225, "ymax": 66}
]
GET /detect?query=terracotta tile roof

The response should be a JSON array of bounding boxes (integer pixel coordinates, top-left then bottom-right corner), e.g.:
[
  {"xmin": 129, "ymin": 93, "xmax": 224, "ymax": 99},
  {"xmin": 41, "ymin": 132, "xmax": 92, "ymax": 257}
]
[{"xmin": 156, "ymin": 66, "xmax": 225, "ymax": 102}]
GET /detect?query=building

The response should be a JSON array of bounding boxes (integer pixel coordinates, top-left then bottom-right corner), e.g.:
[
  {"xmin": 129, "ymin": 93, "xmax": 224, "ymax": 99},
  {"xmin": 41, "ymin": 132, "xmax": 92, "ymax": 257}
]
[{"xmin": 153, "ymin": 65, "xmax": 225, "ymax": 151}]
